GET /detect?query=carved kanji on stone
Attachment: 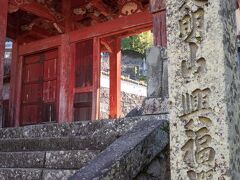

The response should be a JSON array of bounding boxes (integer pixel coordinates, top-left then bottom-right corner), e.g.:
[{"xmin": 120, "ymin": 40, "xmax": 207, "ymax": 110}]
[
  {"xmin": 181, "ymin": 117, "xmax": 215, "ymax": 180},
  {"xmin": 179, "ymin": 0, "xmax": 208, "ymax": 43},
  {"xmin": 179, "ymin": 0, "xmax": 208, "ymax": 80}
]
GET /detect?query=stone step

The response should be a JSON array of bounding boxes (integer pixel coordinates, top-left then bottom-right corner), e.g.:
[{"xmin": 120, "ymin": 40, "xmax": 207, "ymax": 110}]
[
  {"xmin": 0, "ymin": 136, "xmax": 111, "ymax": 152},
  {"xmin": 0, "ymin": 120, "xmax": 108, "ymax": 139},
  {"xmin": 0, "ymin": 168, "xmax": 77, "ymax": 180},
  {"xmin": 0, "ymin": 150, "xmax": 99, "ymax": 169},
  {"xmin": 0, "ymin": 116, "xmax": 154, "ymax": 140},
  {"xmin": 70, "ymin": 118, "xmax": 169, "ymax": 180}
]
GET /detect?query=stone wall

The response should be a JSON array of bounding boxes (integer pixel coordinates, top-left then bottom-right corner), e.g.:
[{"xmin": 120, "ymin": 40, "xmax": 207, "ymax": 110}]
[
  {"xmin": 100, "ymin": 87, "xmax": 145, "ymax": 119},
  {"xmin": 135, "ymin": 146, "xmax": 170, "ymax": 180}
]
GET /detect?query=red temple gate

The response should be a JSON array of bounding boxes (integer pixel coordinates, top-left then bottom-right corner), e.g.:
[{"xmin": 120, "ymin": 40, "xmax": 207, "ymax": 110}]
[{"xmin": 0, "ymin": 0, "xmax": 167, "ymax": 127}]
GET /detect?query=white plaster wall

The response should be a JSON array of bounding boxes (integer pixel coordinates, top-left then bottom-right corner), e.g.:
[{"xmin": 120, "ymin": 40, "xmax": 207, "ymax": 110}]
[{"xmin": 100, "ymin": 74, "xmax": 147, "ymax": 97}]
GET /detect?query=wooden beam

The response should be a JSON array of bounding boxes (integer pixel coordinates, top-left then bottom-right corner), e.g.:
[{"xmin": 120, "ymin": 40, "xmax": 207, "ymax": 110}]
[
  {"xmin": 70, "ymin": 11, "xmax": 152, "ymax": 42},
  {"xmin": 90, "ymin": 0, "xmax": 111, "ymax": 17},
  {"xmin": 117, "ymin": 26, "xmax": 152, "ymax": 39},
  {"xmin": 100, "ymin": 39, "xmax": 113, "ymax": 53},
  {"xmin": 9, "ymin": 0, "xmax": 56, "ymax": 21},
  {"xmin": 20, "ymin": 26, "xmax": 52, "ymax": 39},
  {"xmin": 18, "ymin": 11, "xmax": 152, "ymax": 55},
  {"xmin": 0, "ymin": 0, "xmax": 8, "ymax": 127},
  {"xmin": 9, "ymin": 0, "xmax": 64, "ymax": 34},
  {"xmin": 19, "ymin": 35, "xmax": 61, "ymax": 55},
  {"xmin": 109, "ymin": 38, "xmax": 121, "ymax": 119}
]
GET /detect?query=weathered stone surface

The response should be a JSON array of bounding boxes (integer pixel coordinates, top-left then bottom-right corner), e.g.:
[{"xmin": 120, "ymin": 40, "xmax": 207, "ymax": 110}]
[
  {"xmin": 69, "ymin": 118, "xmax": 169, "ymax": 180},
  {"xmin": 142, "ymin": 97, "xmax": 168, "ymax": 115},
  {"xmin": 135, "ymin": 146, "xmax": 170, "ymax": 180},
  {"xmin": 146, "ymin": 47, "xmax": 168, "ymax": 98},
  {"xmin": 0, "ymin": 169, "xmax": 77, "ymax": 180},
  {"xmin": 0, "ymin": 136, "xmax": 106, "ymax": 152},
  {"xmin": 167, "ymin": 0, "xmax": 240, "ymax": 179},
  {"xmin": 42, "ymin": 170, "xmax": 77, "ymax": 180},
  {"xmin": 0, "ymin": 152, "xmax": 45, "ymax": 168},
  {"xmin": 0, "ymin": 168, "xmax": 41, "ymax": 180},
  {"xmin": 0, "ymin": 115, "xmax": 169, "ymax": 179},
  {"xmin": 0, "ymin": 150, "xmax": 99, "ymax": 169},
  {"xmin": 0, "ymin": 116, "xmax": 152, "ymax": 139},
  {"xmin": 0, "ymin": 120, "xmax": 107, "ymax": 139},
  {"xmin": 45, "ymin": 150, "xmax": 99, "ymax": 169}
]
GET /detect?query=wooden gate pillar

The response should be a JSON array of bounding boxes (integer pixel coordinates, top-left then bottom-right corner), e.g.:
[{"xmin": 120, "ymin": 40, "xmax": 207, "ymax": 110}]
[
  {"xmin": 58, "ymin": 34, "xmax": 72, "ymax": 123},
  {"xmin": 109, "ymin": 38, "xmax": 121, "ymax": 119},
  {"xmin": 0, "ymin": 0, "xmax": 9, "ymax": 127},
  {"xmin": 150, "ymin": 0, "xmax": 167, "ymax": 47},
  {"xmin": 9, "ymin": 40, "xmax": 19, "ymax": 127}
]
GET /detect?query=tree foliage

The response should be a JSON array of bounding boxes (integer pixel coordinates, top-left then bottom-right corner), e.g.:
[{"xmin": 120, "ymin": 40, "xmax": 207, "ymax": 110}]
[{"xmin": 121, "ymin": 31, "xmax": 153, "ymax": 55}]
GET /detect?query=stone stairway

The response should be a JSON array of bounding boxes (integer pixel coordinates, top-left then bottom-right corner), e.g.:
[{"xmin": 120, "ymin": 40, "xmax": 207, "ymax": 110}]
[{"xmin": 0, "ymin": 115, "xmax": 169, "ymax": 180}]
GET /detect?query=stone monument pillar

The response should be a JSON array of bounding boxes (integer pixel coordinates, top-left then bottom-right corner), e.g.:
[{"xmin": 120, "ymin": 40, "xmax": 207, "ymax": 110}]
[
  {"xmin": 167, "ymin": 0, "xmax": 240, "ymax": 179},
  {"xmin": 147, "ymin": 47, "xmax": 168, "ymax": 98},
  {"xmin": 142, "ymin": 47, "xmax": 168, "ymax": 115}
]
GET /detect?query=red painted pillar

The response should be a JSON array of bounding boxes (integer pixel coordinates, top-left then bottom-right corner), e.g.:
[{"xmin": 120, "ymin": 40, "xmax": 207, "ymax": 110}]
[
  {"xmin": 109, "ymin": 38, "xmax": 121, "ymax": 119},
  {"xmin": 92, "ymin": 37, "xmax": 101, "ymax": 120},
  {"xmin": 58, "ymin": 34, "xmax": 71, "ymax": 123},
  {"xmin": 150, "ymin": 0, "xmax": 167, "ymax": 47},
  {"xmin": 9, "ymin": 40, "xmax": 19, "ymax": 127},
  {"xmin": 62, "ymin": 0, "xmax": 73, "ymax": 32},
  {"xmin": 0, "ymin": 0, "xmax": 8, "ymax": 127}
]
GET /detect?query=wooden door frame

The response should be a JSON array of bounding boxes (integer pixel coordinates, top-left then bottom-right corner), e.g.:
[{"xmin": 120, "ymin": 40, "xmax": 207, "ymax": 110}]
[
  {"xmin": 18, "ymin": 48, "xmax": 59, "ymax": 126},
  {"xmin": 69, "ymin": 37, "xmax": 101, "ymax": 121},
  {"xmin": 10, "ymin": 12, "xmax": 153, "ymax": 126}
]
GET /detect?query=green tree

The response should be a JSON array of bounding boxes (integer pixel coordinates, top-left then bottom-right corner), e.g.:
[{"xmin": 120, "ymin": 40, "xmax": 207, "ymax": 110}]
[{"xmin": 121, "ymin": 31, "xmax": 153, "ymax": 54}]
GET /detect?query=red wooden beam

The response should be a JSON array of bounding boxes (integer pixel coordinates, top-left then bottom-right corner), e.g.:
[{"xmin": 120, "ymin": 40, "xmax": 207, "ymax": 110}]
[
  {"xmin": 9, "ymin": 0, "xmax": 56, "ymax": 21},
  {"xmin": 20, "ymin": 26, "xmax": 52, "ymax": 40},
  {"xmin": 19, "ymin": 11, "xmax": 152, "ymax": 56},
  {"xmin": 69, "ymin": 11, "xmax": 152, "ymax": 42},
  {"xmin": 109, "ymin": 38, "xmax": 121, "ymax": 119},
  {"xmin": 100, "ymin": 39, "xmax": 113, "ymax": 53},
  {"xmin": 90, "ymin": 0, "xmax": 112, "ymax": 17},
  {"xmin": 0, "ymin": 0, "xmax": 8, "ymax": 127},
  {"xmin": 19, "ymin": 35, "xmax": 61, "ymax": 55}
]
